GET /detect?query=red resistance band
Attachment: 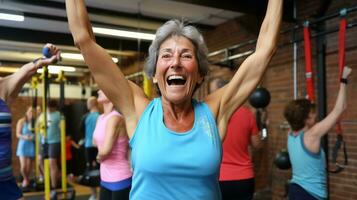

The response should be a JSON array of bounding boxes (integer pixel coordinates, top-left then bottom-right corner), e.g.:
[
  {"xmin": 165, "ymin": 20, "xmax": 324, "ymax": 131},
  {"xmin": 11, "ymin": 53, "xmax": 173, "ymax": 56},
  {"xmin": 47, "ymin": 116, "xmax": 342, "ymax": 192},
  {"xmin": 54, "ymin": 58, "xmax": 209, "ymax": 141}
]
[
  {"xmin": 304, "ymin": 24, "xmax": 315, "ymax": 102},
  {"xmin": 336, "ymin": 17, "xmax": 347, "ymax": 136}
]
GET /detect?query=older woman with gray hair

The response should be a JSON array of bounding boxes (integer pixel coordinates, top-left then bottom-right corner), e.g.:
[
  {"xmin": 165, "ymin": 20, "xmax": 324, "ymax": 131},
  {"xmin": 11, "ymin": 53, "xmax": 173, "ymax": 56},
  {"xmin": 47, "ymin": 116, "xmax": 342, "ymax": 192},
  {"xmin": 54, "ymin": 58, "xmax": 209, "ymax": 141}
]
[{"xmin": 66, "ymin": 0, "xmax": 282, "ymax": 199}]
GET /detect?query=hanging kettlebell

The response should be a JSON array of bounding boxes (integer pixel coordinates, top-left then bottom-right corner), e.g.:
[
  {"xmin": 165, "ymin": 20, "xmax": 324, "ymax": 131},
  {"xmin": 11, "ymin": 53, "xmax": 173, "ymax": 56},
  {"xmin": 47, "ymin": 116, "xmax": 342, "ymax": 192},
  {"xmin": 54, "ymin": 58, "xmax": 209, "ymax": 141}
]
[
  {"xmin": 249, "ymin": 87, "xmax": 271, "ymax": 109},
  {"xmin": 274, "ymin": 148, "xmax": 291, "ymax": 170}
]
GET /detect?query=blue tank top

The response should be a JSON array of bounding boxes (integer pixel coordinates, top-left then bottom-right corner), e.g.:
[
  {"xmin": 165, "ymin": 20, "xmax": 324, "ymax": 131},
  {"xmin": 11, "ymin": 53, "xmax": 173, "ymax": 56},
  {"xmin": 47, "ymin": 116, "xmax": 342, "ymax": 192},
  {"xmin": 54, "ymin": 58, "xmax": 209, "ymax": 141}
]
[
  {"xmin": 130, "ymin": 98, "xmax": 222, "ymax": 200},
  {"xmin": 84, "ymin": 112, "xmax": 99, "ymax": 147},
  {"xmin": 288, "ymin": 131, "xmax": 327, "ymax": 199},
  {"xmin": 0, "ymin": 99, "xmax": 13, "ymax": 181}
]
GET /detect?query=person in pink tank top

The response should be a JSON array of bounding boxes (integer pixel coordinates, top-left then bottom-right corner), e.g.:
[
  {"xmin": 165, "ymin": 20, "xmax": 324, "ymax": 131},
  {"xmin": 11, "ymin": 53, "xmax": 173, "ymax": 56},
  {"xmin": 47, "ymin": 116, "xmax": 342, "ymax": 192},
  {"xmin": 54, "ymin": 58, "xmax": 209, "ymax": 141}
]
[{"xmin": 93, "ymin": 90, "xmax": 132, "ymax": 200}]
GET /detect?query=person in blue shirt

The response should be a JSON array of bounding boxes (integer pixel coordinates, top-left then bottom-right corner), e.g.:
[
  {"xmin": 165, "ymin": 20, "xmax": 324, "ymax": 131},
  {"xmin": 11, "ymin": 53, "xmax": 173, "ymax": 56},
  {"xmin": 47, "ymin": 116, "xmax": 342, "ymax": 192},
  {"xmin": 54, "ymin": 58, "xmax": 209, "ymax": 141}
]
[
  {"xmin": 84, "ymin": 96, "xmax": 100, "ymax": 170},
  {"xmin": 16, "ymin": 107, "xmax": 36, "ymax": 190},
  {"xmin": 0, "ymin": 44, "xmax": 60, "ymax": 200},
  {"xmin": 65, "ymin": 0, "xmax": 282, "ymax": 199},
  {"xmin": 82, "ymin": 96, "xmax": 100, "ymax": 200},
  {"xmin": 284, "ymin": 67, "xmax": 352, "ymax": 200}
]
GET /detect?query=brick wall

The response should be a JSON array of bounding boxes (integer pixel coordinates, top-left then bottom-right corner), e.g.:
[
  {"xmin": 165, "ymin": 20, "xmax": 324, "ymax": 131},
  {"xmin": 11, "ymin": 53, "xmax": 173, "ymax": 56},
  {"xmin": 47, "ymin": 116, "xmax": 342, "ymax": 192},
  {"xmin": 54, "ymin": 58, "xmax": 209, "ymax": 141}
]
[{"xmin": 204, "ymin": 0, "xmax": 357, "ymax": 199}]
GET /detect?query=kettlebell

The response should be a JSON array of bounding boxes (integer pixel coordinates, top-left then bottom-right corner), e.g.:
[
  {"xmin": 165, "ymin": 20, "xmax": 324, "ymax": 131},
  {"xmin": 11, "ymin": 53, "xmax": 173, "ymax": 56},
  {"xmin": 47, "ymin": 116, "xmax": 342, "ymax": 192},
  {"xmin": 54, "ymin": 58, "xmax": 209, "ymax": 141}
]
[
  {"xmin": 274, "ymin": 149, "xmax": 291, "ymax": 170},
  {"xmin": 249, "ymin": 87, "xmax": 271, "ymax": 108}
]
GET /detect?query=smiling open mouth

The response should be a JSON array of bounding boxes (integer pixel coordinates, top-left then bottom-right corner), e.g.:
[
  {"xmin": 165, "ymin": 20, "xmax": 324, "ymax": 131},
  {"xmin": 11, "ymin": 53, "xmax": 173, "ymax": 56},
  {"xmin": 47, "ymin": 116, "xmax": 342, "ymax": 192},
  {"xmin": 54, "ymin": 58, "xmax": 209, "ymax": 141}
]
[{"xmin": 167, "ymin": 75, "xmax": 187, "ymax": 86}]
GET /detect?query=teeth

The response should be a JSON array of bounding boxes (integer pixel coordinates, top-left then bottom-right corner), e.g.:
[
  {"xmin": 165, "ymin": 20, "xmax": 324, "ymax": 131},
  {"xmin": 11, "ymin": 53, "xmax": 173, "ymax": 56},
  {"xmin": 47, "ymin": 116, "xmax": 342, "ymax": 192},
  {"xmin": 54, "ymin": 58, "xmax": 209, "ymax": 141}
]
[{"xmin": 168, "ymin": 75, "xmax": 185, "ymax": 80}]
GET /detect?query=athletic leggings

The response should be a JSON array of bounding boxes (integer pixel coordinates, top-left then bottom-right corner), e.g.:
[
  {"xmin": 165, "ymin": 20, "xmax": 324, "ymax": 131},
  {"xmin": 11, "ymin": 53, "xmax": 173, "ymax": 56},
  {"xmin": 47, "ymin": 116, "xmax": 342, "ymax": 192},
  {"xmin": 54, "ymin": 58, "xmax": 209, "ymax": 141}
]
[
  {"xmin": 219, "ymin": 178, "xmax": 255, "ymax": 200},
  {"xmin": 99, "ymin": 185, "xmax": 131, "ymax": 200},
  {"xmin": 288, "ymin": 183, "xmax": 320, "ymax": 200}
]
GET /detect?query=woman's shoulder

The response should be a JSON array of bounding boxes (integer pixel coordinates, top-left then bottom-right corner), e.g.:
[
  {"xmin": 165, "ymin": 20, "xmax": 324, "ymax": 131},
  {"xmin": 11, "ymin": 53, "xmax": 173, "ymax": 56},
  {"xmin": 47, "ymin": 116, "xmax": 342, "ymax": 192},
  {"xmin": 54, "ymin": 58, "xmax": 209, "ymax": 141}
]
[{"xmin": 17, "ymin": 117, "xmax": 26, "ymax": 125}]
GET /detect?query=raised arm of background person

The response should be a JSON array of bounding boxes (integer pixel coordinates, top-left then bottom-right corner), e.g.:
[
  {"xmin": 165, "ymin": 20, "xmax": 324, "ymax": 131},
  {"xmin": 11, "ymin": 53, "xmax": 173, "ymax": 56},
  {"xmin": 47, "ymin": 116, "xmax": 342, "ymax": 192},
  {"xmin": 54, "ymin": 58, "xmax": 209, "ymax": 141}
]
[
  {"xmin": 205, "ymin": 0, "xmax": 282, "ymax": 140},
  {"xmin": 96, "ymin": 115, "xmax": 124, "ymax": 162},
  {"xmin": 65, "ymin": 0, "xmax": 149, "ymax": 138},
  {"xmin": 305, "ymin": 66, "xmax": 352, "ymax": 153},
  {"xmin": 0, "ymin": 44, "xmax": 60, "ymax": 104}
]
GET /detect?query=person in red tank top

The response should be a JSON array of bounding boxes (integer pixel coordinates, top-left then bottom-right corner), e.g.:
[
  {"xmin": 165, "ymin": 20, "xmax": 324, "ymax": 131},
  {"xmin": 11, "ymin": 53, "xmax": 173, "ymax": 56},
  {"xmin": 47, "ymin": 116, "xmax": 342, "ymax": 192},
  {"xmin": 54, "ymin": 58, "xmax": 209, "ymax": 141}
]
[
  {"xmin": 208, "ymin": 78, "xmax": 266, "ymax": 200},
  {"xmin": 219, "ymin": 106, "xmax": 265, "ymax": 200}
]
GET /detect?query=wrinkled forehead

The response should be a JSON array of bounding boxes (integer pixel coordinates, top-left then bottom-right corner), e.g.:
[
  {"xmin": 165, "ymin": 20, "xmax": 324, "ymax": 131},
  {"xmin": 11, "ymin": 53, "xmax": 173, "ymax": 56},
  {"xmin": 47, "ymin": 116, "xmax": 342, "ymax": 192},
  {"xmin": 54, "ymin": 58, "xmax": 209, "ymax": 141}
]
[{"xmin": 159, "ymin": 35, "xmax": 196, "ymax": 53}]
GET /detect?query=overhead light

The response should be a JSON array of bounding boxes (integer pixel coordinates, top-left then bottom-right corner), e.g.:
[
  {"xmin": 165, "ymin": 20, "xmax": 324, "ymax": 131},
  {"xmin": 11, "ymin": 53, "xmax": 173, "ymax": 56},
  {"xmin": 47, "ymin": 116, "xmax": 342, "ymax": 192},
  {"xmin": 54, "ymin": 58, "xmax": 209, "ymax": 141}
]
[
  {"xmin": 93, "ymin": 27, "xmax": 155, "ymax": 41},
  {"xmin": 0, "ymin": 66, "xmax": 19, "ymax": 73},
  {"xmin": 37, "ymin": 65, "xmax": 76, "ymax": 74},
  {"xmin": 61, "ymin": 52, "xmax": 119, "ymax": 63},
  {"xmin": 0, "ymin": 13, "xmax": 24, "ymax": 22}
]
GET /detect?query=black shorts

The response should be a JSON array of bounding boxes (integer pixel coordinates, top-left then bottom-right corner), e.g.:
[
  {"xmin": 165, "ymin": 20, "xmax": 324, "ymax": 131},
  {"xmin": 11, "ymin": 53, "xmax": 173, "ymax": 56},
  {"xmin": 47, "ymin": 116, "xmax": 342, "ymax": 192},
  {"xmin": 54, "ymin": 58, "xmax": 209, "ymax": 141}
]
[
  {"xmin": 48, "ymin": 143, "xmax": 61, "ymax": 158},
  {"xmin": 40, "ymin": 144, "xmax": 46, "ymax": 158},
  {"xmin": 40, "ymin": 143, "xmax": 60, "ymax": 159},
  {"xmin": 219, "ymin": 178, "xmax": 255, "ymax": 200},
  {"xmin": 288, "ymin": 183, "xmax": 320, "ymax": 200},
  {"xmin": 85, "ymin": 147, "xmax": 98, "ymax": 165}
]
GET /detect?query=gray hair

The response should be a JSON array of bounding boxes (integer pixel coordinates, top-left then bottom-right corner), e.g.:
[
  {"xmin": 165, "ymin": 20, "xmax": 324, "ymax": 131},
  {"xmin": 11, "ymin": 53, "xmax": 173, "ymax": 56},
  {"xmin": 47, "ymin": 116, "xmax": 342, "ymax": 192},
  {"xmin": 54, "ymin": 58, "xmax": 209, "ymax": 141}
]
[{"xmin": 144, "ymin": 19, "xmax": 209, "ymax": 78}]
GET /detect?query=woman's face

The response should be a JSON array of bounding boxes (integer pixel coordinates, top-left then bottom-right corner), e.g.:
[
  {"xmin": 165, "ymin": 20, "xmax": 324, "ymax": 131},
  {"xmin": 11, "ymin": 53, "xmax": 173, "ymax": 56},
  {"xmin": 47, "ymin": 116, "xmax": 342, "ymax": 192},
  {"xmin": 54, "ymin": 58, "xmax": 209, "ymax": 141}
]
[
  {"xmin": 97, "ymin": 90, "xmax": 109, "ymax": 103},
  {"xmin": 154, "ymin": 36, "xmax": 203, "ymax": 104},
  {"xmin": 36, "ymin": 106, "xmax": 41, "ymax": 115},
  {"xmin": 26, "ymin": 107, "xmax": 34, "ymax": 120},
  {"xmin": 305, "ymin": 110, "xmax": 317, "ymax": 128}
]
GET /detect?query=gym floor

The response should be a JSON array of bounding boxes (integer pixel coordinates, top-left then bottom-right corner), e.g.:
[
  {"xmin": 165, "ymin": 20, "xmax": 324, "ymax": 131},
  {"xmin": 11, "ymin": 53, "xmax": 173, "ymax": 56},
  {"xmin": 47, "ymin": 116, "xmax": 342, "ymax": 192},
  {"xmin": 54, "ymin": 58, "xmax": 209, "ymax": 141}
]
[{"xmin": 23, "ymin": 182, "xmax": 95, "ymax": 200}]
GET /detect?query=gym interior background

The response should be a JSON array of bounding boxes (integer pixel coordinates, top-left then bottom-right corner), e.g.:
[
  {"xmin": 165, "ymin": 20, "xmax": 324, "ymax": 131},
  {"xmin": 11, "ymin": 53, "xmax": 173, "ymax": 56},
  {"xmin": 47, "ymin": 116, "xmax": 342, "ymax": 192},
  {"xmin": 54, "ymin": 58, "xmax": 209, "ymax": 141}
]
[{"xmin": 1, "ymin": 0, "xmax": 356, "ymax": 199}]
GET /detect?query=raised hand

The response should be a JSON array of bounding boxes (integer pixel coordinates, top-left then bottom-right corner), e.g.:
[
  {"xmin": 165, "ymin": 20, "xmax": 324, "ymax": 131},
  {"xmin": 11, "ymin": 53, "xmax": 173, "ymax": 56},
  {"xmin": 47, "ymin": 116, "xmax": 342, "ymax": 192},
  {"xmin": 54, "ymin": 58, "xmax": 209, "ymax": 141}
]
[
  {"xmin": 342, "ymin": 66, "xmax": 352, "ymax": 79},
  {"xmin": 33, "ymin": 43, "xmax": 61, "ymax": 70}
]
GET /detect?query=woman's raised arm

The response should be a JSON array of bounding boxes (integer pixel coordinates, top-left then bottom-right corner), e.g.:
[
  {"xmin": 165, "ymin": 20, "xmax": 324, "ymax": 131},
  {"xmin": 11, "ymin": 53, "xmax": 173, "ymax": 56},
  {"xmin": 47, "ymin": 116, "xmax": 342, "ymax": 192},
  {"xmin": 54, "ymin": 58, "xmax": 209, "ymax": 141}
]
[
  {"xmin": 206, "ymin": 0, "xmax": 283, "ymax": 139},
  {"xmin": 65, "ymin": 0, "xmax": 149, "ymax": 136}
]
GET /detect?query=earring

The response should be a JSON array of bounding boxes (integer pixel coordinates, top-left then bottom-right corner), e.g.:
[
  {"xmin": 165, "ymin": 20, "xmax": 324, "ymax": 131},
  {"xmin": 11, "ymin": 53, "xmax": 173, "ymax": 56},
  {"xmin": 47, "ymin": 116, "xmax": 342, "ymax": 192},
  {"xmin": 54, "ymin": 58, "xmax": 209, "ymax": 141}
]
[{"xmin": 153, "ymin": 78, "xmax": 158, "ymax": 83}]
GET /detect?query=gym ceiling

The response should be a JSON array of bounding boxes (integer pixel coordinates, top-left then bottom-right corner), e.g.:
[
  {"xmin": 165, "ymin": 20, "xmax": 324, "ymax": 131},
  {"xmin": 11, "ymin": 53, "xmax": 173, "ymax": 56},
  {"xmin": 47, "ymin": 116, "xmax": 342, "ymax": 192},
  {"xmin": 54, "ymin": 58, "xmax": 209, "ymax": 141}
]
[{"xmin": 0, "ymin": 0, "xmax": 294, "ymax": 78}]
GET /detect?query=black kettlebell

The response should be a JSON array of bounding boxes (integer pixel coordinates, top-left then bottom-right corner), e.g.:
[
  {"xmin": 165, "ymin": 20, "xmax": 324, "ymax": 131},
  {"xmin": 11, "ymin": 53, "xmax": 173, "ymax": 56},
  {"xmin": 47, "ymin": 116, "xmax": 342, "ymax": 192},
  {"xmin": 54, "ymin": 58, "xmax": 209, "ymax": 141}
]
[
  {"xmin": 249, "ymin": 87, "xmax": 271, "ymax": 108},
  {"xmin": 274, "ymin": 149, "xmax": 291, "ymax": 170}
]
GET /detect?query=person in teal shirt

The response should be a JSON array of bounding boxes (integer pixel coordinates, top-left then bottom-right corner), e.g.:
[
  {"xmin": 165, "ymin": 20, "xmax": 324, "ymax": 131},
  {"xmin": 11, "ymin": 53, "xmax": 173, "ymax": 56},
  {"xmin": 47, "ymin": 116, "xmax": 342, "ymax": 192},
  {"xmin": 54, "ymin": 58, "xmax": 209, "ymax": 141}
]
[
  {"xmin": 66, "ymin": 0, "xmax": 282, "ymax": 198},
  {"xmin": 46, "ymin": 100, "xmax": 61, "ymax": 197},
  {"xmin": 284, "ymin": 67, "xmax": 352, "ymax": 200}
]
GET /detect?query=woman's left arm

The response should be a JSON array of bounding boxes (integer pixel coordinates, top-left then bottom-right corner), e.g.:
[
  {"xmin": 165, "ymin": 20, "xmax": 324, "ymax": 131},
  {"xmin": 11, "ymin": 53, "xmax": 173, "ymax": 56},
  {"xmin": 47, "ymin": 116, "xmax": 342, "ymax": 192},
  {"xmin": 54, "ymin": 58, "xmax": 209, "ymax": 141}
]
[
  {"xmin": 206, "ymin": 0, "xmax": 282, "ymax": 139},
  {"xmin": 97, "ymin": 115, "xmax": 123, "ymax": 162}
]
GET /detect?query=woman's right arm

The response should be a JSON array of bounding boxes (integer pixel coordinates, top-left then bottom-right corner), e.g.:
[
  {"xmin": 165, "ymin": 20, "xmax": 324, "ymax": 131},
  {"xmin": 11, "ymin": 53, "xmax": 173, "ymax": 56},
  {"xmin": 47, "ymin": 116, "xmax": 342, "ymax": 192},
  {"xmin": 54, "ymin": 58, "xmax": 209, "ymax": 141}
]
[
  {"xmin": 97, "ymin": 115, "xmax": 123, "ymax": 162},
  {"xmin": 305, "ymin": 67, "xmax": 352, "ymax": 153},
  {"xmin": 65, "ymin": 0, "xmax": 149, "ymax": 137},
  {"xmin": 16, "ymin": 118, "xmax": 25, "ymax": 140}
]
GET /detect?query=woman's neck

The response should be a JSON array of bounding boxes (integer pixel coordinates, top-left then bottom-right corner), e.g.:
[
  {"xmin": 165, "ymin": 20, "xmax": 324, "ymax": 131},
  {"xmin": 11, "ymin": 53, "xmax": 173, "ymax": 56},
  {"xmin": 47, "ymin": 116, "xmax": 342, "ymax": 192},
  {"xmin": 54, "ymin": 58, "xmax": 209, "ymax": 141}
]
[
  {"xmin": 161, "ymin": 98, "xmax": 193, "ymax": 120},
  {"xmin": 25, "ymin": 117, "xmax": 31, "ymax": 123},
  {"xmin": 103, "ymin": 102, "xmax": 114, "ymax": 114},
  {"xmin": 161, "ymin": 98, "xmax": 195, "ymax": 133},
  {"xmin": 90, "ymin": 107, "xmax": 98, "ymax": 112},
  {"xmin": 292, "ymin": 126, "xmax": 308, "ymax": 135}
]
